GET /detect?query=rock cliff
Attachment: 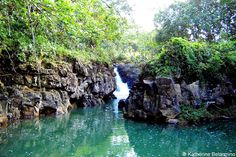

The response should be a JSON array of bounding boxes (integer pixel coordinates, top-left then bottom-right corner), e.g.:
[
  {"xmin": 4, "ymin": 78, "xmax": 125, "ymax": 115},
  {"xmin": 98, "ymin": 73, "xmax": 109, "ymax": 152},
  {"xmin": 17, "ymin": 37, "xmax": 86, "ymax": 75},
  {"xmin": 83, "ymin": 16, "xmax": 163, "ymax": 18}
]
[
  {"xmin": 0, "ymin": 59, "xmax": 116, "ymax": 126},
  {"xmin": 119, "ymin": 76, "xmax": 236, "ymax": 124}
]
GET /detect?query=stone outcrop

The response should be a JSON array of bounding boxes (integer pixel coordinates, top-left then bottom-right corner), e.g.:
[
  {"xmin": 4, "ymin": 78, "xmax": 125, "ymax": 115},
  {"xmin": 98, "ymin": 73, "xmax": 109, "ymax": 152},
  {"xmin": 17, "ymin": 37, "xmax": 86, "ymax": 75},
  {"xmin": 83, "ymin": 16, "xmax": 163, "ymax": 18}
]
[
  {"xmin": 120, "ymin": 76, "xmax": 236, "ymax": 124},
  {"xmin": 0, "ymin": 59, "xmax": 116, "ymax": 124},
  {"xmin": 117, "ymin": 64, "xmax": 141, "ymax": 88}
]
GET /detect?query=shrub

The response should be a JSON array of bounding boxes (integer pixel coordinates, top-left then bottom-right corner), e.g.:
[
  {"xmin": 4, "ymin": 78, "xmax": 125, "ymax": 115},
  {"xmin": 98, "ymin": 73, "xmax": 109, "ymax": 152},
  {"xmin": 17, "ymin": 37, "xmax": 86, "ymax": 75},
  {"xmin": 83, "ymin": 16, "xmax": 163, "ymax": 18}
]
[
  {"xmin": 144, "ymin": 38, "xmax": 236, "ymax": 83},
  {"xmin": 178, "ymin": 104, "xmax": 212, "ymax": 124}
]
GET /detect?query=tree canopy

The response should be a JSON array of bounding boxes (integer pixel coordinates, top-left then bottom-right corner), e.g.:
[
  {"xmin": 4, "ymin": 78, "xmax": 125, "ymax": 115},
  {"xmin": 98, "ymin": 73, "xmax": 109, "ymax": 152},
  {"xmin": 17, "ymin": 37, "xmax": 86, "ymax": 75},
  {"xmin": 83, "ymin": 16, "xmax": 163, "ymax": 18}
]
[
  {"xmin": 0, "ymin": 0, "xmax": 128, "ymax": 63},
  {"xmin": 154, "ymin": 0, "xmax": 236, "ymax": 42}
]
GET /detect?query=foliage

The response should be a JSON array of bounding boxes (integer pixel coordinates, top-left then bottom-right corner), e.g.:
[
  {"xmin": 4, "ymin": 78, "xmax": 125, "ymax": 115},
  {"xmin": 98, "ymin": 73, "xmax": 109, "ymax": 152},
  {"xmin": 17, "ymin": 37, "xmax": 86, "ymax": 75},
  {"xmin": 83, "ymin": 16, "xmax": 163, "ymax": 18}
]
[
  {"xmin": 144, "ymin": 38, "xmax": 236, "ymax": 83},
  {"xmin": 154, "ymin": 0, "xmax": 236, "ymax": 42},
  {"xmin": 0, "ymin": 0, "xmax": 128, "ymax": 64},
  {"xmin": 178, "ymin": 104, "xmax": 212, "ymax": 124},
  {"xmin": 112, "ymin": 28, "xmax": 159, "ymax": 64}
]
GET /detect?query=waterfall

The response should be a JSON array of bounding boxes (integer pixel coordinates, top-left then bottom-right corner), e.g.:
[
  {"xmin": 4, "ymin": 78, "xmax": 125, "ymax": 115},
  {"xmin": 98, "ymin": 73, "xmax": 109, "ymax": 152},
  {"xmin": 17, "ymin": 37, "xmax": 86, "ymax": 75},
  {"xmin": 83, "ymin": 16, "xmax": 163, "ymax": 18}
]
[
  {"xmin": 111, "ymin": 68, "xmax": 129, "ymax": 116},
  {"xmin": 113, "ymin": 68, "xmax": 129, "ymax": 100}
]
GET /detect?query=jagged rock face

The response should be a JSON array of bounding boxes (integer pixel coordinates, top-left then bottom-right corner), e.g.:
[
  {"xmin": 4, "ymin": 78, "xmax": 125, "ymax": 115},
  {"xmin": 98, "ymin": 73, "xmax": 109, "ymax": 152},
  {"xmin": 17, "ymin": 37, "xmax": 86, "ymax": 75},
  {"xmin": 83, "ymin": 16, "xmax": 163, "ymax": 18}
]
[
  {"xmin": 122, "ymin": 77, "xmax": 181, "ymax": 122},
  {"xmin": 120, "ymin": 77, "xmax": 236, "ymax": 123},
  {"xmin": 117, "ymin": 64, "xmax": 141, "ymax": 88},
  {"xmin": 0, "ymin": 60, "xmax": 116, "ymax": 122}
]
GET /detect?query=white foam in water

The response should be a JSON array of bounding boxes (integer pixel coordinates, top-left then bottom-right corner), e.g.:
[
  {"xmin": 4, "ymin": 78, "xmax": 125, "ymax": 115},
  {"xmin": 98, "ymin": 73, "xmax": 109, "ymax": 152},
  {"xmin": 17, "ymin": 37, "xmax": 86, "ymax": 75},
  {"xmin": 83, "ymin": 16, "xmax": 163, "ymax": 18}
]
[{"xmin": 113, "ymin": 68, "xmax": 130, "ymax": 100}]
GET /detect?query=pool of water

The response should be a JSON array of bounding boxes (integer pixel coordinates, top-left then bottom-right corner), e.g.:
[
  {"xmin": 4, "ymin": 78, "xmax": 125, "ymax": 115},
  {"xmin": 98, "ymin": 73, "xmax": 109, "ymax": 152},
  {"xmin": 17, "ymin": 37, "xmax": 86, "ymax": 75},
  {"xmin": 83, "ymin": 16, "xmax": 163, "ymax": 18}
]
[
  {"xmin": 1, "ymin": 68, "xmax": 236, "ymax": 157},
  {"xmin": 0, "ymin": 100, "xmax": 236, "ymax": 157}
]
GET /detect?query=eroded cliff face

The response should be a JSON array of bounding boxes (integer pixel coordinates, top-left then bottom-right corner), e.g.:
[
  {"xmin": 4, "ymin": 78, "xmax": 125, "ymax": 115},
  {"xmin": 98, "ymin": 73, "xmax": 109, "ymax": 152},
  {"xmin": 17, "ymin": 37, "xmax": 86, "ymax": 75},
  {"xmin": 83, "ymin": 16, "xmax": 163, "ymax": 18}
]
[
  {"xmin": 119, "ymin": 77, "xmax": 236, "ymax": 124},
  {"xmin": 0, "ymin": 59, "xmax": 116, "ymax": 126}
]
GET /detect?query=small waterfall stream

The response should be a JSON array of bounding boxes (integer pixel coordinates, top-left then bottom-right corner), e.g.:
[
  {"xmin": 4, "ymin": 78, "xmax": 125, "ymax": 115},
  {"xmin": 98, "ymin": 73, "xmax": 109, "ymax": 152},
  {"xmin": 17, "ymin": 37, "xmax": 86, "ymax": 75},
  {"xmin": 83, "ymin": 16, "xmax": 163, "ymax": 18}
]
[
  {"xmin": 113, "ymin": 67, "xmax": 129, "ymax": 100},
  {"xmin": 112, "ymin": 67, "xmax": 129, "ymax": 115}
]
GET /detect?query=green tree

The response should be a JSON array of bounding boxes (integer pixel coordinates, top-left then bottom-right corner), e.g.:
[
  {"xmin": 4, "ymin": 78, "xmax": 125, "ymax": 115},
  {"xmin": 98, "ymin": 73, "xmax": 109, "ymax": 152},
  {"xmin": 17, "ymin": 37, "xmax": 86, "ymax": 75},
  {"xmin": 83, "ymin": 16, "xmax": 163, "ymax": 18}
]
[
  {"xmin": 0, "ymin": 0, "xmax": 128, "ymax": 63},
  {"xmin": 154, "ymin": 0, "xmax": 236, "ymax": 42}
]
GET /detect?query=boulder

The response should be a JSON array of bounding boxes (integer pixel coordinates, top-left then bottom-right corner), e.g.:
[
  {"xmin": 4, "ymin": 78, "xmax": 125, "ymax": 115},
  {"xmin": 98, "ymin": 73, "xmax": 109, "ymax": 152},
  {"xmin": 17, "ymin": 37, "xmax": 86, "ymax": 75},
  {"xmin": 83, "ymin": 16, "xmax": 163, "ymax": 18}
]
[{"xmin": 118, "ymin": 99, "xmax": 126, "ymax": 109}]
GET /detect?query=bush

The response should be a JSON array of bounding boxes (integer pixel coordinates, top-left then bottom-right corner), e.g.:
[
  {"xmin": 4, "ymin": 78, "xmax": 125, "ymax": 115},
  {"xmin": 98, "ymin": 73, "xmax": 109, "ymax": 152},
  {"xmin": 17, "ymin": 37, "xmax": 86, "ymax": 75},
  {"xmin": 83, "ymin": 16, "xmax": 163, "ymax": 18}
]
[
  {"xmin": 178, "ymin": 104, "xmax": 212, "ymax": 124},
  {"xmin": 144, "ymin": 38, "xmax": 236, "ymax": 83}
]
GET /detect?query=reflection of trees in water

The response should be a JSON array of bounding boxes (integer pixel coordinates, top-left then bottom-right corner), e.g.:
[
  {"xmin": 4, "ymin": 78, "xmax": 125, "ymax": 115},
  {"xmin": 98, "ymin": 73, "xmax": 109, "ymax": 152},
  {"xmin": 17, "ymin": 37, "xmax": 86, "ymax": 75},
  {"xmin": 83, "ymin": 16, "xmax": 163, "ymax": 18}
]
[
  {"xmin": 0, "ymin": 102, "xmax": 137, "ymax": 157},
  {"xmin": 124, "ymin": 121, "xmax": 236, "ymax": 157},
  {"xmin": 0, "ymin": 106, "xmax": 114, "ymax": 157},
  {"xmin": 4, "ymin": 102, "xmax": 235, "ymax": 157}
]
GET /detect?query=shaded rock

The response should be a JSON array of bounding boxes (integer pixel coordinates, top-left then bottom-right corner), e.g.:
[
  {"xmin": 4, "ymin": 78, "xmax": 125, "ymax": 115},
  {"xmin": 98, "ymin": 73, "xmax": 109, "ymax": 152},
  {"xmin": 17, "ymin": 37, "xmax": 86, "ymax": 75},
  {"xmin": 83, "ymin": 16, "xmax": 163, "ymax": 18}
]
[
  {"xmin": 8, "ymin": 107, "xmax": 21, "ymax": 119},
  {"xmin": 0, "ymin": 59, "xmax": 116, "ymax": 125},
  {"xmin": 160, "ymin": 107, "xmax": 180, "ymax": 119},
  {"xmin": 121, "ymin": 75, "xmax": 236, "ymax": 124},
  {"xmin": 41, "ymin": 90, "xmax": 68, "ymax": 115},
  {"xmin": 61, "ymin": 73, "xmax": 78, "ymax": 93},
  {"xmin": 74, "ymin": 61, "xmax": 89, "ymax": 77},
  {"xmin": 122, "ymin": 77, "xmax": 182, "ymax": 122},
  {"xmin": 41, "ymin": 75, "xmax": 62, "ymax": 88},
  {"xmin": 22, "ymin": 91, "xmax": 41, "ymax": 107},
  {"xmin": 156, "ymin": 77, "xmax": 173, "ymax": 86},
  {"xmin": 118, "ymin": 99, "xmax": 126, "ymax": 109},
  {"xmin": 117, "ymin": 64, "xmax": 141, "ymax": 88}
]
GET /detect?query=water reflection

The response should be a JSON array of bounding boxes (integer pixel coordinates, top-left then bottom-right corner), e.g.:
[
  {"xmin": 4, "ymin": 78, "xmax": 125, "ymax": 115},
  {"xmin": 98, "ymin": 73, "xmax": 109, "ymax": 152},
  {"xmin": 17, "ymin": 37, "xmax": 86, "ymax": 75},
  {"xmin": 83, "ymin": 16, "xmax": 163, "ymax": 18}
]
[
  {"xmin": 0, "ymin": 68, "xmax": 235, "ymax": 157},
  {"xmin": 124, "ymin": 120, "xmax": 236, "ymax": 157},
  {"xmin": 1, "ymin": 101, "xmax": 235, "ymax": 157},
  {"xmin": 0, "ymin": 101, "xmax": 136, "ymax": 157}
]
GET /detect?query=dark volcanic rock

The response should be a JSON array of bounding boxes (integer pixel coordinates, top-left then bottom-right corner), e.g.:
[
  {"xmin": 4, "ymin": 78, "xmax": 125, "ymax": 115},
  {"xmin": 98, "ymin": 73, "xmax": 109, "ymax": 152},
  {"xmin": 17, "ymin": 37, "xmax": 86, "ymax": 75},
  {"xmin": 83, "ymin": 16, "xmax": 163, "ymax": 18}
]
[
  {"xmin": 0, "ymin": 60, "xmax": 116, "ymax": 124},
  {"xmin": 119, "ymin": 76, "xmax": 236, "ymax": 124},
  {"xmin": 117, "ymin": 63, "xmax": 141, "ymax": 88}
]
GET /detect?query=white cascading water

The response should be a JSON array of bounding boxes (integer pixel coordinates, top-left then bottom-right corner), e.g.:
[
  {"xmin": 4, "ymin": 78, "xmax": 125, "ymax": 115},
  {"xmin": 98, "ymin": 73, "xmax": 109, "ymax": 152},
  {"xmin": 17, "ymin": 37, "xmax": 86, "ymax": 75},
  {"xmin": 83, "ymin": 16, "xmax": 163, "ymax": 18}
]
[
  {"xmin": 112, "ymin": 68, "xmax": 129, "ymax": 115},
  {"xmin": 113, "ymin": 68, "xmax": 129, "ymax": 100}
]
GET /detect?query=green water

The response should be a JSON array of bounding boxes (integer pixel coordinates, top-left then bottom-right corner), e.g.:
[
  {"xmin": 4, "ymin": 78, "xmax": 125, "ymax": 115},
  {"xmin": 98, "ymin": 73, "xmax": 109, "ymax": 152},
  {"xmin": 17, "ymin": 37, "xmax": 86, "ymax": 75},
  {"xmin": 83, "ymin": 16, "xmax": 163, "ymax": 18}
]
[{"xmin": 0, "ymin": 100, "xmax": 236, "ymax": 157}]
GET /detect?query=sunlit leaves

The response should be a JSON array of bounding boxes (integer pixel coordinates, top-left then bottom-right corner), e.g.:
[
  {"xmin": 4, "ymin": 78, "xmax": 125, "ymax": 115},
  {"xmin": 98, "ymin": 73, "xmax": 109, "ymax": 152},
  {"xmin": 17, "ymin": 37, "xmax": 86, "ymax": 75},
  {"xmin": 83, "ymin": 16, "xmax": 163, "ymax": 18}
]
[{"xmin": 0, "ymin": 0, "xmax": 127, "ymax": 63}]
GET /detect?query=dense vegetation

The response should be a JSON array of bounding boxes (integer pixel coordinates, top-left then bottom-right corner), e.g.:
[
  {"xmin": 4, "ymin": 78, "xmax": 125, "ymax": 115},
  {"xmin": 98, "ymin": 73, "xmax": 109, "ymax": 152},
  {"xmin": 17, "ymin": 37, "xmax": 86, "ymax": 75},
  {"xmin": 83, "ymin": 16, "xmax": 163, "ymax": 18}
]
[
  {"xmin": 145, "ymin": 38, "xmax": 236, "ymax": 82},
  {"xmin": 0, "ymin": 0, "xmax": 128, "ymax": 64},
  {"xmin": 154, "ymin": 0, "xmax": 236, "ymax": 42},
  {"xmin": 147, "ymin": 0, "xmax": 236, "ymax": 122},
  {"xmin": 141, "ymin": 0, "xmax": 236, "ymax": 83},
  {"xmin": 0, "ymin": 0, "xmax": 235, "ymax": 80}
]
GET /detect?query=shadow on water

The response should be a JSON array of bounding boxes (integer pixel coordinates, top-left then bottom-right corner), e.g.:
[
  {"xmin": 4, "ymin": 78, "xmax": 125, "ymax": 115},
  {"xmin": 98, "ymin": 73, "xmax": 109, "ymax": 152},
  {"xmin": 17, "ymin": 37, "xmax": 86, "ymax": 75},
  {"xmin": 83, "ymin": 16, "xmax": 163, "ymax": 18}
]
[{"xmin": 0, "ymin": 68, "xmax": 236, "ymax": 157}]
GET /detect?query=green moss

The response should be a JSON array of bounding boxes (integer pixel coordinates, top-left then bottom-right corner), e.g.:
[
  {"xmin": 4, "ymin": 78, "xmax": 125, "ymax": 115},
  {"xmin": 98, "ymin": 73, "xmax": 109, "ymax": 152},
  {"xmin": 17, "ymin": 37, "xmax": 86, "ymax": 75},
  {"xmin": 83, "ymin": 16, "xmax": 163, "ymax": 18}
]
[{"xmin": 178, "ymin": 104, "xmax": 212, "ymax": 124}]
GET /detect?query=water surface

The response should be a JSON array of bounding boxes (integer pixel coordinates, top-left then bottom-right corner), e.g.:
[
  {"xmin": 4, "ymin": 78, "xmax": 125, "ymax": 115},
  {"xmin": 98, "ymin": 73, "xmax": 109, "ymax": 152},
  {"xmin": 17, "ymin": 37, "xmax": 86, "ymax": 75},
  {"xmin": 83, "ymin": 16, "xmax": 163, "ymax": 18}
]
[
  {"xmin": 0, "ymin": 102, "xmax": 236, "ymax": 157},
  {"xmin": 0, "ymin": 68, "xmax": 236, "ymax": 157}
]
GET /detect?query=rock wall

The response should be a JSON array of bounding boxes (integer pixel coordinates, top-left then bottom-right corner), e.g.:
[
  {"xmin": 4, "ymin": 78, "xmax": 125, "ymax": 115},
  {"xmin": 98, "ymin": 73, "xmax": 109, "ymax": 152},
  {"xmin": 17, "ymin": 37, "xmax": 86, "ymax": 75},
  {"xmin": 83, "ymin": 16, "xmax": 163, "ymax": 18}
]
[
  {"xmin": 117, "ymin": 64, "xmax": 141, "ymax": 88},
  {"xmin": 0, "ymin": 59, "xmax": 116, "ymax": 126},
  {"xmin": 119, "ymin": 77, "xmax": 236, "ymax": 124}
]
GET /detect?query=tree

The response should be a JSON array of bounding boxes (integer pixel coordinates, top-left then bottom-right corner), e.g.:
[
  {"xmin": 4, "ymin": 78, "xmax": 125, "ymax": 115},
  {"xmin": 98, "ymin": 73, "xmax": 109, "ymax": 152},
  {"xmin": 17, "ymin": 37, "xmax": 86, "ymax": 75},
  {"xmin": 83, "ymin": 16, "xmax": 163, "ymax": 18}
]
[
  {"xmin": 0, "ymin": 0, "xmax": 128, "ymax": 63},
  {"xmin": 154, "ymin": 0, "xmax": 236, "ymax": 42}
]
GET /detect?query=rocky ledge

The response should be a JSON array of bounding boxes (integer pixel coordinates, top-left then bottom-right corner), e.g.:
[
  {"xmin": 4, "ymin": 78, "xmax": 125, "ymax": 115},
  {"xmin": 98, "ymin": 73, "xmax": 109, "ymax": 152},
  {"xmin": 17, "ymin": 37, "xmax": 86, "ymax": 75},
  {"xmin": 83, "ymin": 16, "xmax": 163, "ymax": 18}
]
[
  {"xmin": 119, "ymin": 77, "xmax": 236, "ymax": 125},
  {"xmin": 0, "ymin": 59, "xmax": 116, "ymax": 127}
]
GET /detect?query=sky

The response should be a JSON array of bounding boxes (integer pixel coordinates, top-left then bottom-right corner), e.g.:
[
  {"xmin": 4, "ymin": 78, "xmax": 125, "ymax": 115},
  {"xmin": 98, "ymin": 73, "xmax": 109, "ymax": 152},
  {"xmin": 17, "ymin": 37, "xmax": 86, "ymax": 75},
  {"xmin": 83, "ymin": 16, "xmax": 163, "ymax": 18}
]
[{"xmin": 127, "ymin": 0, "xmax": 186, "ymax": 32}]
